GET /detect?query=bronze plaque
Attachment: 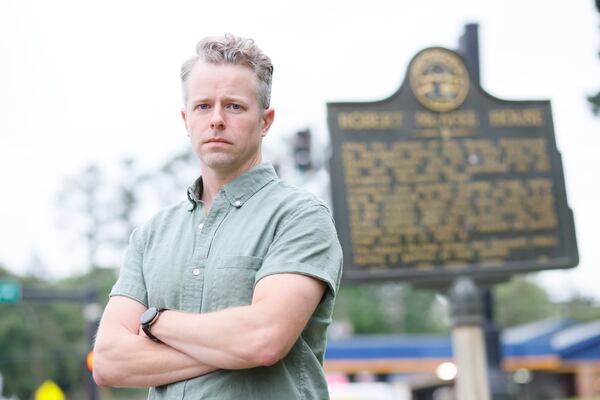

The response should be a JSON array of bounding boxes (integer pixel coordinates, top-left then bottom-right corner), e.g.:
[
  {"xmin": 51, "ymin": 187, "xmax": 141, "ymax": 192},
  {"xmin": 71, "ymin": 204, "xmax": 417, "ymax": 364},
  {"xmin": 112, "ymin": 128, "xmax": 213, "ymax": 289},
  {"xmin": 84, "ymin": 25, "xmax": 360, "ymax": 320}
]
[{"xmin": 327, "ymin": 47, "xmax": 578, "ymax": 284}]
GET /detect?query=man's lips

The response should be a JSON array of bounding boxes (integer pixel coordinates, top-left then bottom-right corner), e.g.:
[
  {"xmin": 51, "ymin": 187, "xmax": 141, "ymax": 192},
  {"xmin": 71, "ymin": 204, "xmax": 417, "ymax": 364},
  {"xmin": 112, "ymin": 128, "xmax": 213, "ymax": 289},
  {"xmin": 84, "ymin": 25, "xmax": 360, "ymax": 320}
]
[{"xmin": 205, "ymin": 137, "xmax": 232, "ymax": 144}]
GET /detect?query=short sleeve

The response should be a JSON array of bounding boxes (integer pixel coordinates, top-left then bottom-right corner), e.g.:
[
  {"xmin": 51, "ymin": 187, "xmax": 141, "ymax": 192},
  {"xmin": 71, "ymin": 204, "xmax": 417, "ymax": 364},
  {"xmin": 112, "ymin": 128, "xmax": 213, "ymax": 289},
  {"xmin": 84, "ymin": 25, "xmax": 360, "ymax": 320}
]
[
  {"xmin": 109, "ymin": 227, "xmax": 149, "ymax": 306},
  {"xmin": 255, "ymin": 204, "xmax": 343, "ymax": 297}
]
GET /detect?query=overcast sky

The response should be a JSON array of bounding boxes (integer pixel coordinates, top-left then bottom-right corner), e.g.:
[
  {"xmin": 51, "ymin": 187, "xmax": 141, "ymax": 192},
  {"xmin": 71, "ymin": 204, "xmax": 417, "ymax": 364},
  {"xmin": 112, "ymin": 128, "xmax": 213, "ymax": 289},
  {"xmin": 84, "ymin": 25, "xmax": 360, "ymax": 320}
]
[{"xmin": 1, "ymin": 0, "xmax": 599, "ymax": 300}]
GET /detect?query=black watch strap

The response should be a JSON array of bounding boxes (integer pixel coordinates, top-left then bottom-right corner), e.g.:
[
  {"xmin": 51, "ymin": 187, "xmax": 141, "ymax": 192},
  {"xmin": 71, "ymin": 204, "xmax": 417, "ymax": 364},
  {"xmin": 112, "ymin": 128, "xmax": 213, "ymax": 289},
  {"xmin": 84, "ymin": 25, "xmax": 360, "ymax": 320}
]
[{"xmin": 141, "ymin": 307, "xmax": 165, "ymax": 343}]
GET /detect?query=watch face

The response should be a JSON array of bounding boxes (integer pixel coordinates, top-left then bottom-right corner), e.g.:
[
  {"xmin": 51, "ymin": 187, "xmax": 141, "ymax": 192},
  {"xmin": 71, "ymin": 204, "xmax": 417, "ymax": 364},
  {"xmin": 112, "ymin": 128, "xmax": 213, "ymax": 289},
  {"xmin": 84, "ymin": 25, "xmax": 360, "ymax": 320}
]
[{"xmin": 140, "ymin": 307, "xmax": 158, "ymax": 325}]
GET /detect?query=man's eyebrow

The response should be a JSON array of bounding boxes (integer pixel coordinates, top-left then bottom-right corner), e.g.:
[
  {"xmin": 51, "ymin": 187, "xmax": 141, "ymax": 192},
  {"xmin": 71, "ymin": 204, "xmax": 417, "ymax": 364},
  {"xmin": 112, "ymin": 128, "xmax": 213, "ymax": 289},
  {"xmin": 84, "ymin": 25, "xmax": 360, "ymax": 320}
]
[
  {"xmin": 190, "ymin": 95, "xmax": 248, "ymax": 103},
  {"xmin": 221, "ymin": 95, "xmax": 248, "ymax": 103},
  {"xmin": 190, "ymin": 96, "xmax": 210, "ymax": 103}
]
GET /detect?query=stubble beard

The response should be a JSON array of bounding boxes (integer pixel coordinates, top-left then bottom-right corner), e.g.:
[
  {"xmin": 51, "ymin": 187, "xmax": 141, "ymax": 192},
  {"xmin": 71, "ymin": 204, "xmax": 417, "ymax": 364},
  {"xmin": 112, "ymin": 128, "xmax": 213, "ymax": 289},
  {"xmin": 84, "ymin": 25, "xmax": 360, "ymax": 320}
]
[
  {"xmin": 198, "ymin": 144, "xmax": 262, "ymax": 177},
  {"xmin": 200, "ymin": 152, "xmax": 238, "ymax": 171}
]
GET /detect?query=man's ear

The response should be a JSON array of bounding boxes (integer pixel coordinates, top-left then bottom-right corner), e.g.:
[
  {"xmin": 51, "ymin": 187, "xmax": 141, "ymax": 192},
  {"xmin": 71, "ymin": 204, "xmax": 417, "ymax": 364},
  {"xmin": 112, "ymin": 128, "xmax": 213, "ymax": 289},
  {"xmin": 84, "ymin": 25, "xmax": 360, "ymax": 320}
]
[
  {"xmin": 260, "ymin": 108, "xmax": 275, "ymax": 137},
  {"xmin": 181, "ymin": 109, "xmax": 189, "ymax": 133}
]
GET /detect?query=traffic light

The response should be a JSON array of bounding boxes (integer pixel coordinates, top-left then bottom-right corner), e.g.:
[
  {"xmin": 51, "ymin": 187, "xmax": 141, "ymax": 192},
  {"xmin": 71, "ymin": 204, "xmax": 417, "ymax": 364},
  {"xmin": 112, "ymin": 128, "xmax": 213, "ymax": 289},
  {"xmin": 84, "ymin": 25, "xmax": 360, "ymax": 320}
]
[{"xmin": 293, "ymin": 129, "xmax": 312, "ymax": 172}]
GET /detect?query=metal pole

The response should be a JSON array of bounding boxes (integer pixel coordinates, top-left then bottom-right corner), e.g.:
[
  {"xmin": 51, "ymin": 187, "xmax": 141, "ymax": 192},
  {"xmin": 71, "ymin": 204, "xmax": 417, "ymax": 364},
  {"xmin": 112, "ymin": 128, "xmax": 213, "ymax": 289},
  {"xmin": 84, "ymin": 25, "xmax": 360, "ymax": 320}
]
[
  {"xmin": 458, "ymin": 25, "xmax": 512, "ymax": 399},
  {"xmin": 84, "ymin": 288, "xmax": 101, "ymax": 400},
  {"xmin": 458, "ymin": 23, "xmax": 481, "ymax": 83},
  {"xmin": 450, "ymin": 277, "xmax": 491, "ymax": 400}
]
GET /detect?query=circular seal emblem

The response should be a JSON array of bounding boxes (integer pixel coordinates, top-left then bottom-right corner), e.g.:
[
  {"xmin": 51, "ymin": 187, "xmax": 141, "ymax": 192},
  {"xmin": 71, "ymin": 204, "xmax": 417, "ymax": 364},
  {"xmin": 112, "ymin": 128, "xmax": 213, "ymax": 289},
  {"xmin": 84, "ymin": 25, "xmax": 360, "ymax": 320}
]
[{"xmin": 409, "ymin": 48, "xmax": 470, "ymax": 112}]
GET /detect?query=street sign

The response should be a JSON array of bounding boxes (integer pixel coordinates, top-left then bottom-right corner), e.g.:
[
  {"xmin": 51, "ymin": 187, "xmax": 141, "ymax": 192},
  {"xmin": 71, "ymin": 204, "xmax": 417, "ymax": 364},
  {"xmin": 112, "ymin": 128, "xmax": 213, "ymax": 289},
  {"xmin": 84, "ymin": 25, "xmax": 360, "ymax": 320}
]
[{"xmin": 0, "ymin": 280, "xmax": 21, "ymax": 304}]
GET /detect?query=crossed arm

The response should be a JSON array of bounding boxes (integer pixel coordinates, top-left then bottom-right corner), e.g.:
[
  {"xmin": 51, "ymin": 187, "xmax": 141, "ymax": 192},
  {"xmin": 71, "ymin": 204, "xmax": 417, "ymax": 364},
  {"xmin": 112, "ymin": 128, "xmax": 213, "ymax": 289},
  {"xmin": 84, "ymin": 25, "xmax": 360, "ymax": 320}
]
[{"xmin": 92, "ymin": 273, "xmax": 326, "ymax": 388}]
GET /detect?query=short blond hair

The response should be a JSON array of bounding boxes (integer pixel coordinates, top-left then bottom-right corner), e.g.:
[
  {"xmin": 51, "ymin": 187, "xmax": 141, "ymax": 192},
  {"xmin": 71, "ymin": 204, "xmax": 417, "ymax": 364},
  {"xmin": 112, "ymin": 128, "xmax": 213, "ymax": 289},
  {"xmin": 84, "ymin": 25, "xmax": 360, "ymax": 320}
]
[{"xmin": 181, "ymin": 33, "xmax": 274, "ymax": 109}]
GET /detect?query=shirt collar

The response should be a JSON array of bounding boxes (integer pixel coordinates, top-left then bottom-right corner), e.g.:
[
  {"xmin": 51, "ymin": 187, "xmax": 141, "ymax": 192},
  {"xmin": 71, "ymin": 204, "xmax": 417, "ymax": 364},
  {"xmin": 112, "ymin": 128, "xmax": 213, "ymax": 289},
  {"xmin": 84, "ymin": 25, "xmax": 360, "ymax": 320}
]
[
  {"xmin": 187, "ymin": 176, "xmax": 204, "ymax": 211},
  {"xmin": 187, "ymin": 163, "xmax": 278, "ymax": 211}
]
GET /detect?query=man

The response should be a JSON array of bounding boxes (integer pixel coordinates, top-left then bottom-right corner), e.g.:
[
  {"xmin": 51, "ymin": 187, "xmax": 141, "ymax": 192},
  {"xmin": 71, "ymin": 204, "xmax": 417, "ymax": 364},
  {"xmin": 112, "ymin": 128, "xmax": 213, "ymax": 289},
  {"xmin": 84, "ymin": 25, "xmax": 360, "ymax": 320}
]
[{"xmin": 93, "ymin": 34, "xmax": 343, "ymax": 399}]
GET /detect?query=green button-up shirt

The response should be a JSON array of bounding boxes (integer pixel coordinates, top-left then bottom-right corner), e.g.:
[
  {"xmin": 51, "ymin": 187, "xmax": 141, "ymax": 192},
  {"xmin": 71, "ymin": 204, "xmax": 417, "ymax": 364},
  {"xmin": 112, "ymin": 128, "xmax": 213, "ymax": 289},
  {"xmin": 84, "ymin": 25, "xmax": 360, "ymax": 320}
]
[{"xmin": 110, "ymin": 163, "xmax": 343, "ymax": 399}]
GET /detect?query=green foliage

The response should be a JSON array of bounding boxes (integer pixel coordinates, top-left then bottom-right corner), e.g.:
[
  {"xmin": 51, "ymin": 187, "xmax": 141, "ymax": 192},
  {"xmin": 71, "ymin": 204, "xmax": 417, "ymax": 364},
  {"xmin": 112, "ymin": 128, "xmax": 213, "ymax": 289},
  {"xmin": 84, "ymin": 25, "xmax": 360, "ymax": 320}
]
[
  {"xmin": 334, "ymin": 284, "xmax": 392, "ymax": 333},
  {"xmin": 399, "ymin": 284, "xmax": 448, "ymax": 334},
  {"xmin": 494, "ymin": 276, "xmax": 556, "ymax": 327},
  {"xmin": 0, "ymin": 303, "xmax": 38, "ymax": 397},
  {"xmin": 0, "ymin": 301, "xmax": 86, "ymax": 399},
  {"xmin": 333, "ymin": 282, "xmax": 449, "ymax": 334},
  {"xmin": 0, "ymin": 265, "xmax": 119, "ymax": 399},
  {"xmin": 334, "ymin": 276, "xmax": 600, "ymax": 338},
  {"xmin": 495, "ymin": 275, "xmax": 600, "ymax": 328},
  {"xmin": 557, "ymin": 294, "xmax": 600, "ymax": 322}
]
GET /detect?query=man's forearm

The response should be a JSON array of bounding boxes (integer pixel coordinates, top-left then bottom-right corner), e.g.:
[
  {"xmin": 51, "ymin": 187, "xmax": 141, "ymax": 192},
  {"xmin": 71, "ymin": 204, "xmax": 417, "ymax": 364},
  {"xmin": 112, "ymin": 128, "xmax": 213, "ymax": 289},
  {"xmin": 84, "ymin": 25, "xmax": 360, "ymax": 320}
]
[
  {"xmin": 151, "ymin": 304, "xmax": 281, "ymax": 370},
  {"xmin": 94, "ymin": 324, "xmax": 217, "ymax": 387},
  {"xmin": 147, "ymin": 274, "xmax": 325, "ymax": 371}
]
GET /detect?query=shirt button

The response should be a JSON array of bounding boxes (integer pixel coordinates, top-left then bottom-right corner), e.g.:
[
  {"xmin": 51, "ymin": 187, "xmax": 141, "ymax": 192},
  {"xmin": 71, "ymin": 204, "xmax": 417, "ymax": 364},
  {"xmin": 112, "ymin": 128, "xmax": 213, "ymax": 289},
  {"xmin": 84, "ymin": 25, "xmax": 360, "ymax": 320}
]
[
  {"xmin": 198, "ymin": 223, "xmax": 204, "ymax": 230},
  {"xmin": 192, "ymin": 268, "xmax": 200, "ymax": 276},
  {"xmin": 234, "ymin": 200, "xmax": 242, "ymax": 207}
]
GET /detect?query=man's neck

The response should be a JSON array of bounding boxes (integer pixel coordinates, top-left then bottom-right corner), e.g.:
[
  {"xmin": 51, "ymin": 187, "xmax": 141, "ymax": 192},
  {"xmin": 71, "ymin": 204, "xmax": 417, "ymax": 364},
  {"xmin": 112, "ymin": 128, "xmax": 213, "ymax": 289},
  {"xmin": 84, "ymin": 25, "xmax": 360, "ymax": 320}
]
[{"xmin": 200, "ymin": 160, "xmax": 262, "ymax": 213}]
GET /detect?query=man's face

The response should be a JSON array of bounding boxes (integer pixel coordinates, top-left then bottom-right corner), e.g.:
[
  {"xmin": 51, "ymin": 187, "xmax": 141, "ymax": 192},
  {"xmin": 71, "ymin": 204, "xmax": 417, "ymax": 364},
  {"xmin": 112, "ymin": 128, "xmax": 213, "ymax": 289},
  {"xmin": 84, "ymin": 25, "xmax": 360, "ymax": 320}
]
[{"xmin": 182, "ymin": 61, "xmax": 274, "ymax": 177}]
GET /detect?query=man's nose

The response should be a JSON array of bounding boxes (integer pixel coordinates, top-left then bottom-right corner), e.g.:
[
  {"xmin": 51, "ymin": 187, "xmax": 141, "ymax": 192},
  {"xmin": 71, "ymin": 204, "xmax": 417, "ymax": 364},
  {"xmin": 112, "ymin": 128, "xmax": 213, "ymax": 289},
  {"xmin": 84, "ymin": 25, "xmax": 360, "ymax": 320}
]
[{"xmin": 210, "ymin": 106, "xmax": 225, "ymax": 129}]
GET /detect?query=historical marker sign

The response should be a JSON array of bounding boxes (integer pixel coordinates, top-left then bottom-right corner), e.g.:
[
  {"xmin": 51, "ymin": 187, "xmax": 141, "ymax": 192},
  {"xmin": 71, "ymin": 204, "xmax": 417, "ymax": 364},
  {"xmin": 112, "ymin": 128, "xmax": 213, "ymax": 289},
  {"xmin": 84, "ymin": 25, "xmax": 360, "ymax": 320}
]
[{"xmin": 327, "ymin": 47, "xmax": 578, "ymax": 285}]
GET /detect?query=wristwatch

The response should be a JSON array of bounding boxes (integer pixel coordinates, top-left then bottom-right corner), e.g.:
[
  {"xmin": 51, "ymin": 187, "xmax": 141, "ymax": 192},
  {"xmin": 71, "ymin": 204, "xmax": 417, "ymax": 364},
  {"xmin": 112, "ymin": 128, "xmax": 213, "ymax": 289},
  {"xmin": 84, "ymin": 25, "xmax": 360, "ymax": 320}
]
[{"xmin": 140, "ymin": 307, "xmax": 165, "ymax": 343}]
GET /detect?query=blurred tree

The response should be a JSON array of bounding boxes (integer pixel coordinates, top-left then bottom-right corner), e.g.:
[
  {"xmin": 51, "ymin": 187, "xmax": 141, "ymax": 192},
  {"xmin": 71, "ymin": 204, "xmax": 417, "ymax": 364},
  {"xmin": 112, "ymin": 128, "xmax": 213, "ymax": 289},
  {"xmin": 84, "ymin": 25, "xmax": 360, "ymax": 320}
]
[
  {"xmin": 557, "ymin": 294, "xmax": 600, "ymax": 321},
  {"xmin": 333, "ymin": 282, "xmax": 449, "ymax": 334},
  {"xmin": 334, "ymin": 284, "xmax": 393, "ymax": 334},
  {"xmin": 0, "ymin": 266, "xmax": 121, "ymax": 399},
  {"xmin": 110, "ymin": 158, "xmax": 145, "ymax": 249},
  {"xmin": 56, "ymin": 149, "xmax": 198, "ymax": 267},
  {"xmin": 398, "ymin": 284, "xmax": 448, "ymax": 333},
  {"xmin": 494, "ymin": 276, "xmax": 556, "ymax": 327},
  {"xmin": 56, "ymin": 159, "xmax": 150, "ymax": 268},
  {"xmin": 589, "ymin": 93, "xmax": 600, "ymax": 116},
  {"xmin": 588, "ymin": 0, "xmax": 600, "ymax": 115},
  {"xmin": 56, "ymin": 164, "xmax": 104, "ymax": 267},
  {"xmin": 495, "ymin": 276, "xmax": 600, "ymax": 327},
  {"xmin": 0, "ymin": 266, "xmax": 81, "ymax": 399},
  {"xmin": 151, "ymin": 148, "xmax": 197, "ymax": 207},
  {"xmin": 0, "ymin": 266, "xmax": 40, "ymax": 398}
]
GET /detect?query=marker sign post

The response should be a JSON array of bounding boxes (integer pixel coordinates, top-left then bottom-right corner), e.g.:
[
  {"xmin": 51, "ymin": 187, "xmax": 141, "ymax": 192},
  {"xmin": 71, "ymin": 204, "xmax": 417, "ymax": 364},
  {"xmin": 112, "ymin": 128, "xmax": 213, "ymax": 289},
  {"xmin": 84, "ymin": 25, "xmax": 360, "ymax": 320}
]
[{"xmin": 327, "ymin": 43, "xmax": 578, "ymax": 398}]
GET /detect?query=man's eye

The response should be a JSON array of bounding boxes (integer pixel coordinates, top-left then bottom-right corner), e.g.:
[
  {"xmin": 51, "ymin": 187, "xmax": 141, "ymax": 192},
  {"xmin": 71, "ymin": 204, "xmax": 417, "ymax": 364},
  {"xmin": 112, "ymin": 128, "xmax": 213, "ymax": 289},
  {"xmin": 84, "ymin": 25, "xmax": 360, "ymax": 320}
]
[
  {"xmin": 196, "ymin": 104, "xmax": 210, "ymax": 110},
  {"xmin": 228, "ymin": 104, "xmax": 242, "ymax": 110}
]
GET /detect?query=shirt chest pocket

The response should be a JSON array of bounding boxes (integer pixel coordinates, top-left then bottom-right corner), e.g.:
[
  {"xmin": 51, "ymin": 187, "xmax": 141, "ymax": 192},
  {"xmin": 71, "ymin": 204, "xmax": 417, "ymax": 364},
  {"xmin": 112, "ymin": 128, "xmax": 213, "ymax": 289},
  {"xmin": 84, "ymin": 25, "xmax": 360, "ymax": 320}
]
[{"xmin": 210, "ymin": 255, "xmax": 263, "ymax": 310}]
